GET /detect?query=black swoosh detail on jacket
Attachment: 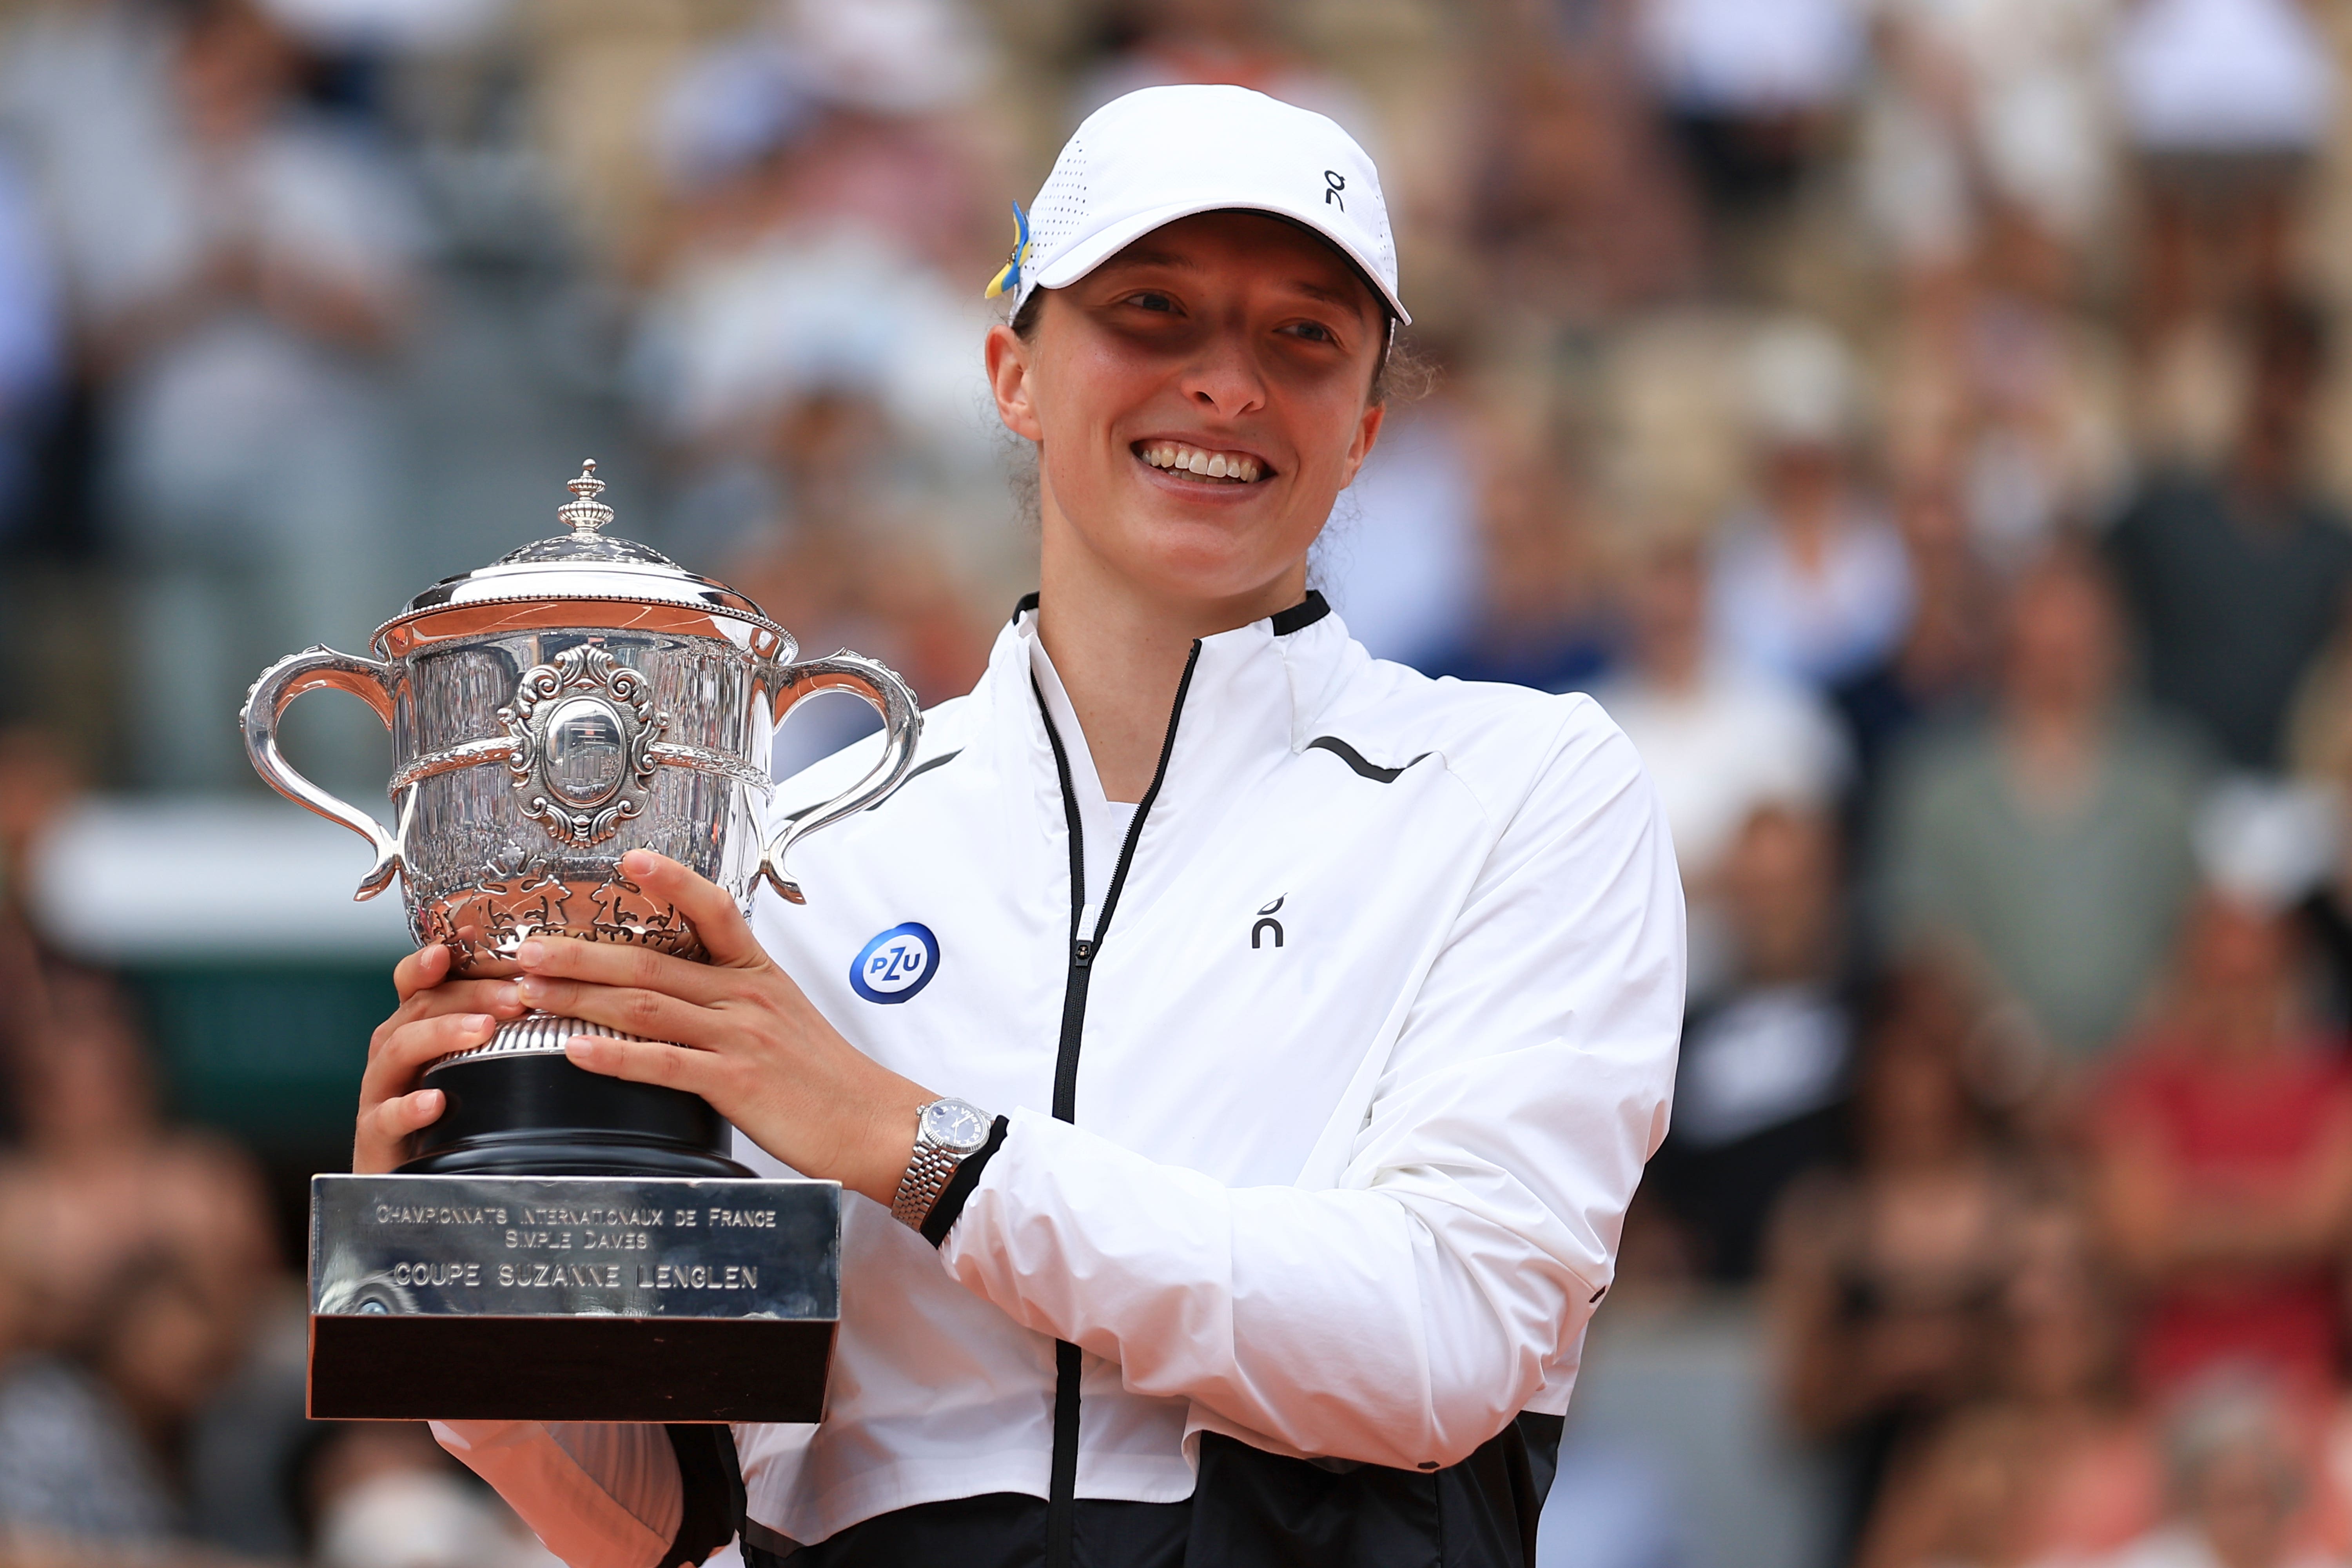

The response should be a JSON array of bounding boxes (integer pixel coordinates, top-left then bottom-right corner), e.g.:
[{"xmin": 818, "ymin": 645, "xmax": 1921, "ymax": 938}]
[
  {"xmin": 1305, "ymin": 735, "xmax": 1429, "ymax": 783},
  {"xmin": 862, "ymin": 748, "xmax": 960, "ymax": 809},
  {"xmin": 775, "ymin": 748, "xmax": 963, "ymax": 828}
]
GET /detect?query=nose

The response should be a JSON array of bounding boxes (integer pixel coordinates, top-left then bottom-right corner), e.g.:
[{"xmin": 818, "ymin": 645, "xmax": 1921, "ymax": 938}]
[{"xmin": 1176, "ymin": 324, "xmax": 1268, "ymax": 420}]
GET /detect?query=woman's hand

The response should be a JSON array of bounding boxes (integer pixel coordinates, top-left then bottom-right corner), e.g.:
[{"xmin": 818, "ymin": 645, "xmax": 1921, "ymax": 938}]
[
  {"xmin": 510, "ymin": 849, "xmax": 936, "ymax": 1207},
  {"xmin": 356, "ymin": 944, "xmax": 533, "ymax": 1174}
]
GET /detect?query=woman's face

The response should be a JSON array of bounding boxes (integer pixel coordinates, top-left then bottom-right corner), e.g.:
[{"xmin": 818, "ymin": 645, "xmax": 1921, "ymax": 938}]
[{"xmin": 986, "ymin": 211, "xmax": 1389, "ymax": 613}]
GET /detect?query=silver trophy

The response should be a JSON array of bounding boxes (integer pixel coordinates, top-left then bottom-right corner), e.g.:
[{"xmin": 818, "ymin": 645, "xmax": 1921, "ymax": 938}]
[{"xmin": 241, "ymin": 461, "xmax": 918, "ymax": 1420}]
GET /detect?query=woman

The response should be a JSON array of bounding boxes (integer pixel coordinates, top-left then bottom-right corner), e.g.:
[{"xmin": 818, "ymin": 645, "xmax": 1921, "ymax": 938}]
[
  {"xmin": 1855, "ymin": 1199, "xmax": 2162, "ymax": 1568},
  {"xmin": 362, "ymin": 85, "xmax": 1682, "ymax": 1568},
  {"xmin": 2090, "ymin": 889, "xmax": 2352, "ymax": 1408},
  {"xmin": 1769, "ymin": 962, "xmax": 2030, "ymax": 1562}
]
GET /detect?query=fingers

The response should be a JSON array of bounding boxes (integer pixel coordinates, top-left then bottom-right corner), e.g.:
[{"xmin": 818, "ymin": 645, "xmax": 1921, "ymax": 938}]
[
  {"xmin": 355, "ymin": 1087, "xmax": 445, "ymax": 1175},
  {"xmin": 362, "ymin": 1011, "xmax": 499, "ymax": 1105},
  {"xmin": 353, "ymin": 1009, "xmax": 497, "ymax": 1172},
  {"xmin": 507, "ymin": 971, "xmax": 720, "ymax": 1050},
  {"xmin": 510, "ymin": 931, "xmax": 735, "ymax": 1007},
  {"xmin": 393, "ymin": 940, "xmax": 523, "ymax": 1002},
  {"xmin": 368, "ymin": 980, "xmax": 528, "ymax": 1064},
  {"xmin": 618, "ymin": 849, "xmax": 769, "ymax": 969},
  {"xmin": 393, "ymin": 941, "xmax": 450, "ymax": 1003},
  {"xmin": 564, "ymin": 1034, "xmax": 722, "ymax": 1097}
]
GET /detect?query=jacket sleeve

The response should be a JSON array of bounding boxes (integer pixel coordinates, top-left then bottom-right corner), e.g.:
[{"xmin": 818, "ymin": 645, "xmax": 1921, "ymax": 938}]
[
  {"xmin": 430, "ymin": 1419, "xmax": 680, "ymax": 1568},
  {"xmin": 936, "ymin": 711, "xmax": 1684, "ymax": 1469}
]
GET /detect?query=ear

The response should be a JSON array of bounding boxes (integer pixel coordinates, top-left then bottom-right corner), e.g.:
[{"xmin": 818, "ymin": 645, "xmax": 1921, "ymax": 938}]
[
  {"xmin": 1338, "ymin": 398, "xmax": 1387, "ymax": 490},
  {"xmin": 985, "ymin": 321, "xmax": 1043, "ymax": 444}
]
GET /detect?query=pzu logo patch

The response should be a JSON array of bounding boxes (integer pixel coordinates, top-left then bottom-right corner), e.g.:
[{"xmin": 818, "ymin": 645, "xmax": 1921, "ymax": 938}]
[{"xmin": 851, "ymin": 923, "xmax": 940, "ymax": 1004}]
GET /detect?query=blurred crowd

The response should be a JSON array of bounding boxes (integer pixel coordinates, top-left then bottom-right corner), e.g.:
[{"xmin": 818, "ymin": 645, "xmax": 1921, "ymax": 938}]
[{"xmin": 0, "ymin": 0, "xmax": 2347, "ymax": 1563}]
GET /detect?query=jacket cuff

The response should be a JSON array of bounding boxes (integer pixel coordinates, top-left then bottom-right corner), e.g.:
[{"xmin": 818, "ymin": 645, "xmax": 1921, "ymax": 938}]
[{"xmin": 920, "ymin": 1114, "xmax": 1009, "ymax": 1247}]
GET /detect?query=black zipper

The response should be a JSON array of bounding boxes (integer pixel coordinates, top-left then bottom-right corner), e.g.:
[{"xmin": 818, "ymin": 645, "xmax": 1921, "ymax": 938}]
[{"xmin": 1031, "ymin": 640, "xmax": 1201, "ymax": 1568}]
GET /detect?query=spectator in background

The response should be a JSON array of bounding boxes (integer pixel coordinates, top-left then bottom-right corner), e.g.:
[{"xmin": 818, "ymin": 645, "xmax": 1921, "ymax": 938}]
[
  {"xmin": 632, "ymin": 4, "xmax": 1005, "ymax": 773},
  {"xmin": 1713, "ymin": 319, "xmax": 1915, "ymax": 690},
  {"xmin": 1857, "ymin": 1200, "xmax": 2164, "ymax": 1568},
  {"xmin": 1875, "ymin": 179, "xmax": 2132, "ymax": 580},
  {"xmin": 1857, "ymin": 0, "xmax": 2118, "ymax": 289},
  {"xmin": 0, "ymin": 969, "xmax": 276, "ymax": 1365},
  {"xmin": 2108, "ymin": 1379, "xmax": 2339, "ymax": 1568},
  {"xmin": 2089, "ymin": 884, "xmax": 2352, "ymax": 1408},
  {"xmin": 1647, "ymin": 803, "xmax": 1854, "ymax": 1283},
  {"xmin": 0, "ymin": 1250, "xmax": 243, "ymax": 1547},
  {"xmin": 1071, "ymin": 0, "xmax": 1376, "ymax": 143},
  {"xmin": 1947, "ymin": 212, "xmax": 2131, "ymax": 570},
  {"xmin": 1768, "ymin": 962, "xmax": 2027, "ymax": 1561},
  {"xmin": 2106, "ymin": 296, "xmax": 2352, "ymax": 773},
  {"xmin": 11, "ymin": 0, "xmax": 421, "ymax": 795},
  {"xmin": 1875, "ymin": 543, "xmax": 2208, "ymax": 1071},
  {"xmin": 647, "ymin": 0, "xmax": 1000, "ymax": 287},
  {"xmin": 2114, "ymin": 0, "xmax": 2337, "ymax": 334},
  {"xmin": 1464, "ymin": 25, "xmax": 1700, "ymax": 323},
  {"xmin": 1423, "ymin": 439, "xmax": 1619, "ymax": 693},
  {"xmin": 1595, "ymin": 533, "xmax": 1848, "ymax": 991},
  {"xmin": 0, "ymin": 960, "xmax": 290, "ymax": 1557},
  {"xmin": 1635, "ymin": 0, "xmax": 1864, "ymax": 278},
  {"xmin": 1830, "ymin": 472, "xmax": 1999, "ymax": 812},
  {"xmin": 634, "ymin": 0, "xmax": 1000, "ymax": 480}
]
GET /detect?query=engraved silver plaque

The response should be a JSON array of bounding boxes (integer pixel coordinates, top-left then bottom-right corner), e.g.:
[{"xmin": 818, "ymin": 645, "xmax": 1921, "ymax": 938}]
[{"xmin": 309, "ymin": 1174, "xmax": 840, "ymax": 1423}]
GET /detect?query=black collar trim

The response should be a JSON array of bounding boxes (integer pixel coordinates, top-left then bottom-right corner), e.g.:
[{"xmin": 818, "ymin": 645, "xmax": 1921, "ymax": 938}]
[
  {"xmin": 1269, "ymin": 591, "xmax": 1331, "ymax": 636},
  {"xmin": 1009, "ymin": 589, "xmax": 1328, "ymax": 636}
]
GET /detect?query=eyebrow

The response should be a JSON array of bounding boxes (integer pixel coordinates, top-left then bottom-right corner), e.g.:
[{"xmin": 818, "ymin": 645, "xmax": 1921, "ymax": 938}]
[
  {"xmin": 1101, "ymin": 250, "xmax": 1377, "ymax": 318},
  {"xmin": 1290, "ymin": 278, "xmax": 1368, "ymax": 310},
  {"xmin": 1109, "ymin": 247, "xmax": 1195, "ymax": 271}
]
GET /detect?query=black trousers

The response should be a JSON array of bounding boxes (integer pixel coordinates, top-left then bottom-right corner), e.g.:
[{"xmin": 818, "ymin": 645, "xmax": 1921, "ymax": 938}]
[{"xmin": 739, "ymin": 1415, "xmax": 1565, "ymax": 1568}]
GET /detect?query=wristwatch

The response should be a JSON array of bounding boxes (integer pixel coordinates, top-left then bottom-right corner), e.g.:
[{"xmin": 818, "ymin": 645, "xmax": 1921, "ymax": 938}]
[{"xmin": 890, "ymin": 1097, "xmax": 994, "ymax": 1230}]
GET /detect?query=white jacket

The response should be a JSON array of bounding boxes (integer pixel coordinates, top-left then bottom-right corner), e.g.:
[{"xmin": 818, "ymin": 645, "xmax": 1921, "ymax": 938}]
[{"xmin": 436, "ymin": 597, "xmax": 1684, "ymax": 1562}]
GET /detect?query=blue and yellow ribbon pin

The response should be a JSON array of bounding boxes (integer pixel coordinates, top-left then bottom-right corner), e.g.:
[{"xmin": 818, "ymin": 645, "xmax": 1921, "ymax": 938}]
[{"xmin": 984, "ymin": 201, "xmax": 1032, "ymax": 301}]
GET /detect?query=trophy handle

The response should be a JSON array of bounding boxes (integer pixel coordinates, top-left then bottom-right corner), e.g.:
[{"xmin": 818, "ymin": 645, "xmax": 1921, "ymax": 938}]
[
  {"xmin": 242, "ymin": 645, "xmax": 404, "ymax": 901},
  {"xmin": 761, "ymin": 652, "xmax": 921, "ymax": 905}
]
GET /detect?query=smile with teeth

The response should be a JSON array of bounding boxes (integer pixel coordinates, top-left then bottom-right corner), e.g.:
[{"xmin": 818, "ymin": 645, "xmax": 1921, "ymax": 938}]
[{"xmin": 1138, "ymin": 441, "xmax": 1267, "ymax": 484}]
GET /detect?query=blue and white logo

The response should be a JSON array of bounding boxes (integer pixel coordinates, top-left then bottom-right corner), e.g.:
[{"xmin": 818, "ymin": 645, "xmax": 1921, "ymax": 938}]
[{"xmin": 850, "ymin": 923, "xmax": 939, "ymax": 1004}]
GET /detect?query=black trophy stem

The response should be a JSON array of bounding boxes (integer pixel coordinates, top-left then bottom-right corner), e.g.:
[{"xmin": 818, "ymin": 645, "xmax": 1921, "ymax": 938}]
[{"xmin": 403, "ymin": 1017, "xmax": 750, "ymax": 1178}]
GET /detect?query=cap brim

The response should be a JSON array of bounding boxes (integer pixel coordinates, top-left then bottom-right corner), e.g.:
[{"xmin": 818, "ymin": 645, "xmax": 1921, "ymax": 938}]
[{"xmin": 1028, "ymin": 195, "xmax": 1410, "ymax": 326}]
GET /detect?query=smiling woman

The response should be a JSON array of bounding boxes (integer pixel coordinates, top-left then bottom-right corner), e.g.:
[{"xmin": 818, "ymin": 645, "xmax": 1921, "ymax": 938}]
[
  {"xmin": 377, "ymin": 84, "xmax": 1684, "ymax": 1568},
  {"xmin": 986, "ymin": 205, "xmax": 1395, "ymax": 799}
]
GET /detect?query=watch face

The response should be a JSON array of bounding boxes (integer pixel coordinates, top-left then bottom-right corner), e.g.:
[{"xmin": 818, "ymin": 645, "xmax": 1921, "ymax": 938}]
[{"xmin": 922, "ymin": 1098, "xmax": 991, "ymax": 1153}]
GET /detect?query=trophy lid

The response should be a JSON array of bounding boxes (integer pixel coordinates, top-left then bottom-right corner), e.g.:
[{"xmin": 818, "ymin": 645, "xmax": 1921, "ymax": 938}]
[{"xmin": 380, "ymin": 461, "xmax": 787, "ymax": 651}]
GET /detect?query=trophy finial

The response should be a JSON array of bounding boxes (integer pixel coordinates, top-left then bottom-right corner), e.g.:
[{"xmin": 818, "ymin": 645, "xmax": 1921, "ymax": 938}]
[{"xmin": 558, "ymin": 459, "xmax": 615, "ymax": 535}]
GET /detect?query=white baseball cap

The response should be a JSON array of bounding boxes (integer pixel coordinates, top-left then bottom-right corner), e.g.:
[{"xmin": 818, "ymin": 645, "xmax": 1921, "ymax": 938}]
[{"xmin": 986, "ymin": 84, "xmax": 1408, "ymax": 325}]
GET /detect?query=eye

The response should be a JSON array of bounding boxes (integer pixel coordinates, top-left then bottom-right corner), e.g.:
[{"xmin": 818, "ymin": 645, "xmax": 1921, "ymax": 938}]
[
  {"xmin": 1282, "ymin": 320, "xmax": 1339, "ymax": 346},
  {"xmin": 1126, "ymin": 290, "xmax": 1178, "ymax": 314}
]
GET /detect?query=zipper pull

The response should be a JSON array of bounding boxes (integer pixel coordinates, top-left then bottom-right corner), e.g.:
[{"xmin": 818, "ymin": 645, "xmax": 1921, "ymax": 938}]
[{"xmin": 1072, "ymin": 938, "xmax": 1095, "ymax": 969}]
